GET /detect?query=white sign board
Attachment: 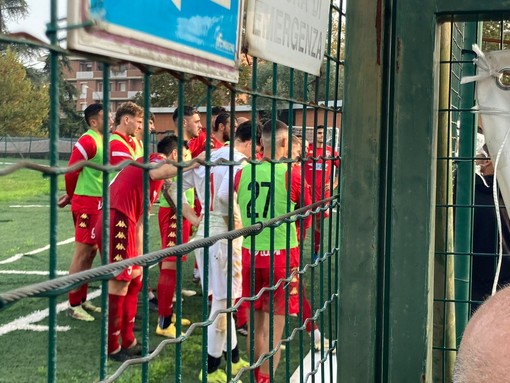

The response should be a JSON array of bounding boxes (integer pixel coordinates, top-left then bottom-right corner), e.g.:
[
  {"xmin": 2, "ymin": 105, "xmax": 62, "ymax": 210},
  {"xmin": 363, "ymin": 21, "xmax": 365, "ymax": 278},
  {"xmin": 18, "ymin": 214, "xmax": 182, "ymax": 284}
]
[
  {"xmin": 245, "ymin": 0, "xmax": 329, "ymax": 76},
  {"xmin": 67, "ymin": 0, "xmax": 243, "ymax": 82}
]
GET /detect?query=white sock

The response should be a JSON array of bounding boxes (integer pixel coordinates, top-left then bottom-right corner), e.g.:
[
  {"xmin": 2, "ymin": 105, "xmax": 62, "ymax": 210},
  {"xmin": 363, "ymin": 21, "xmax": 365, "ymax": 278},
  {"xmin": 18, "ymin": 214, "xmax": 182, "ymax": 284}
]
[{"xmin": 313, "ymin": 329, "xmax": 322, "ymax": 343}]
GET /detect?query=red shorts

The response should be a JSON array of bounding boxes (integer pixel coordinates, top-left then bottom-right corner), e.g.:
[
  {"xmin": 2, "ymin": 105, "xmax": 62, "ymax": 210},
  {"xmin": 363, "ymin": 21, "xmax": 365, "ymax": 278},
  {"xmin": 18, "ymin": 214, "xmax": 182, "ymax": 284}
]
[
  {"xmin": 242, "ymin": 247, "xmax": 300, "ymax": 270},
  {"xmin": 241, "ymin": 265, "xmax": 300, "ymax": 315},
  {"xmin": 95, "ymin": 210, "xmax": 139, "ymax": 282},
  {"xmin": 158, "ymin": 206, "xmax": 191, "ymax": 262},
  {"xmin": 72, "ymin": 210, "xmax": 100, "ymax": 245}
]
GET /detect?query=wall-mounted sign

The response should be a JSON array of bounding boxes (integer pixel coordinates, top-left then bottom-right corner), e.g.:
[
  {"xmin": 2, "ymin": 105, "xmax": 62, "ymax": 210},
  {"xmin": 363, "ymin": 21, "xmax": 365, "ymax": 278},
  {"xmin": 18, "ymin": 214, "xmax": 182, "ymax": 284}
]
[
  {"xmin": 68, "ymin": 0, "xmax": 243, "ymax": 82},
  {"xmin": 245, "ymin": 0, "xmax": 329, "ymax": 76}
]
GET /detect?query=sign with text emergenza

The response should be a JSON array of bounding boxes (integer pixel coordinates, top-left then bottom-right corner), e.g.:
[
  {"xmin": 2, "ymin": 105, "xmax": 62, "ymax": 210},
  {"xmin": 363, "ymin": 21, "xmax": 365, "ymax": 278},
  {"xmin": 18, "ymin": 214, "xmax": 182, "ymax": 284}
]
[
  {"xmin": 245, "ymin": 0, "xmax": 329, "ymax": 76},
  {"xmin": 67, "ymin": 0, "xmax": 243, "ymax": 82}
]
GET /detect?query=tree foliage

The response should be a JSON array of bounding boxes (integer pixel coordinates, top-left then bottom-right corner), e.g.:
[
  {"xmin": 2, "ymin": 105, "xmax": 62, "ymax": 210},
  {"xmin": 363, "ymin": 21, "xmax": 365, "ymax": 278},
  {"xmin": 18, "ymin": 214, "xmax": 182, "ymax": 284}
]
[
  {"xmin": 0, "ymin": 0, "xmax": 28, "ymax": 33},
  {"xmin": 0, "ymin": 49, "xmax": 49, "ymax": 136}
]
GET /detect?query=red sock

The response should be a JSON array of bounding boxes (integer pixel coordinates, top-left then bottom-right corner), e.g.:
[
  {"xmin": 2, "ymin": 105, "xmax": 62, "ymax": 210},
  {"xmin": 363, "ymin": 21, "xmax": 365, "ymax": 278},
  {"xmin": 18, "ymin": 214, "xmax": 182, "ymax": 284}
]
[
  {"xmin": 121, "ymin": 274, "xmax": 142, "ymax": 349},
  {"xmin": 236, "ymin": 298, "xmax": 249, "ymax": 328},
  {"xmin": 257, "ymin": 372, "xmax": 270, "ymax": 383},
  {"xmin": 314, "ymin": 230, "xmax": 321, "ymax": 254},
  {"xmin": 80, "ymin": 284, "xmax": 88, "ymax": 303},
  {"xmin": 68, "ymin": 287, "xmax": 82, "ymax": 307},
  {"xmin": 157, "ymin": 268, "xmax": 176, "ymax": 318},
  {"xmin": 108, "ymin": 294, "xmax": 125, "ymax": 354}
]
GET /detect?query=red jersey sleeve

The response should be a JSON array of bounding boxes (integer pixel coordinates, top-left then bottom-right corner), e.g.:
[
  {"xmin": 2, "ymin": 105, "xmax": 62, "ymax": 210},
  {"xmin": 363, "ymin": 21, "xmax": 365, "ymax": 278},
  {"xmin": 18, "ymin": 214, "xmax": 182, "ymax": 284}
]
[
  {"xmin": 65, "ymin": 134, "xmax": 97, "ymax": 198},
  {"xmin": 234, "ymin": 167, "xmax": 243, "ymax": 193},
  {"xmin": 188, "ymin": 131, "xmax": 207, "ymax": 158},
  {"xmin": 290, "ymin": 166, "xmax": 312, "ymax": 232}
]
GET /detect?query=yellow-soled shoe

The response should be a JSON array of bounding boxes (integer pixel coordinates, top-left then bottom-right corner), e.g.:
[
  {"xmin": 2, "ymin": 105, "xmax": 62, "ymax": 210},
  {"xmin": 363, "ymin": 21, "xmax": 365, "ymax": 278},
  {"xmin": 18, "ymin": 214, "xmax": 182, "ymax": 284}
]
[
  {"xmin": 231, "ymin": 357, "xmax": 250, "ymax": 376},
  {"xmin": 155, "ymin": 323, "xmax": 177, "ymax": 338},
  {"xmin": 198, "ymin": 369, "xmax": 230, "ymax": 383},
  {"xmin": 172, "ymin": 313, "xmax": 191, "ymax": 326}
]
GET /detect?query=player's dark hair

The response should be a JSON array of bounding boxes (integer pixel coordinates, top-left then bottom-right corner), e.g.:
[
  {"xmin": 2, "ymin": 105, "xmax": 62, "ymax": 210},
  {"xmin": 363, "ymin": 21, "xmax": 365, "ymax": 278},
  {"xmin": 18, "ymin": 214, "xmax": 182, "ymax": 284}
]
[
  {"xmin": 157, "ymin": 134, "xmax": 178, "ymax": 156},
  {"xmin": 236, "ymin": 120, "xmax": 261, "ymax": 144},
  {"xmin": 315, "ymin": 124, "xmax": 325, "ymax": 133},
  {"xmin": 173, "ymin": 105, "xmax": 197, "ymax": 123},
  {"xmin": 84, "ymin": 103, "xmax": 103, "ymax": 127},
  {"xmin": 214, "ymin": 112, "xmax": 230, "ymax": 132},
  {"xmin": 212, "ymin": 106, "xmax": 226, "ymax": 116},
  {"xmin": 149, "ymin": 112, "xmax": 156, "ymax": 122}
]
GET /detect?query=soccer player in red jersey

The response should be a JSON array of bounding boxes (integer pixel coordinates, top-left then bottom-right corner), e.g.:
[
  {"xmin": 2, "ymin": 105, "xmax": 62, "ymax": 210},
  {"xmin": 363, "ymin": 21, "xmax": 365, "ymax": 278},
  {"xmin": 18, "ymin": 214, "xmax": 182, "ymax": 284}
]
[
  {"xmin": 110, "ymin": 101, "xmax": 143, "ymax": 165},
  {"xmin": 58, "ymin": 104, "xmax": 106, "ymax": 322},
  {"xmin": 94, "ymin": 135, "xmax": 201, "ymax": 361},
  {"xmin": 235, "ymin": 120, "xmax": 310, "ymax": 383},
  {"xmin": 304, "ymin": 125, "xmax": 340, "ymax": 256}
]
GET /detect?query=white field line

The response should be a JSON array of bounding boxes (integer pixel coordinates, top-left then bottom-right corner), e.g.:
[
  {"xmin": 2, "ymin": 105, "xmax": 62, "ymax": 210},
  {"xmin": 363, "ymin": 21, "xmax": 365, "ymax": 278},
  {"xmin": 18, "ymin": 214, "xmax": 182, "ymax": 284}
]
[
  {"xmin": 9, "ymin": 205, "xmax": 50, "ymax": 208},
  {"xmin": 0, "ymin": 270, "xmax": 68, "ymax": 276},
  {"xmin": 0, "ymin": 237, "xmax": 75, "ymax": 265},
  {"xmin": 0, "ymin": 289, "xmax": 101, "ymax": 336}
]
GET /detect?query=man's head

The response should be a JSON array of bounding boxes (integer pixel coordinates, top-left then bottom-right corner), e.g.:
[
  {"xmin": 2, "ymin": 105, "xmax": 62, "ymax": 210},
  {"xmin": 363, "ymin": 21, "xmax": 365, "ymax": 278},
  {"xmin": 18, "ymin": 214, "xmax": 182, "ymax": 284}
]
[
  {"xmin": 211, "ymin": 106, "xmax": 226, "ymax": 128},
  {"xmin": 157, "ymin": 134, "xmax": 179, "ymax": 159},
  {"xmin": 84, "ymin": 103, "xmax": 104, "ymax": 132},
  {"xmin": 453, "ymin": 286, "xmax": 510, "ymax": 382},
  {"xmin": 261, "ymin": 119, "xmax": 289, "ymax": 157},
  {"xmin": 114, "ymin": 101, "xmax": 143, "ymax": 136},
  {"xmin": 315, "ymin": 125, "xmax": 325, "ymax": 145},
  {"xmin": 172, "ymin": 106, "xmax": 202, "ymax": 140},
  {"xmin": 149, "ymin": 112, "xmax": 156, "ymax": 134},
  {"xmin": 235, "ymin": 120, "xmax": 261, "ymax": 158},
  {"xmin": 291, "ymin": 135, "xmax": 302, "ymax": 160},
  {"xmin": 214, "ymin": 112, "xmax": 234, "ymax": 142}
]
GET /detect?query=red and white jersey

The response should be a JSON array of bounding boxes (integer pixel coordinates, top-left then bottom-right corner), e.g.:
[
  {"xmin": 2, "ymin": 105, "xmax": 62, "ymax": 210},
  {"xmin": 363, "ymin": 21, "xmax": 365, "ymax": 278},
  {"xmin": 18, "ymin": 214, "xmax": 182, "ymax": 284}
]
[
  {"xmin": 109, "ymin": 153, "xmax": 166, "ymax": 223},
  {"xmin": 109, "ymin": 131, "xmax": 137, "ymax": 165},
  {"xmin": 304, "ymin": 144, "xmax": 340, "ymax": 201}
]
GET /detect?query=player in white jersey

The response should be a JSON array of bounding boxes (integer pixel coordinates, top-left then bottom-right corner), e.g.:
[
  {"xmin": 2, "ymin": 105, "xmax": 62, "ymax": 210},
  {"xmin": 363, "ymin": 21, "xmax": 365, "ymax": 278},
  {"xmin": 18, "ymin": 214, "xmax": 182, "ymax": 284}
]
[{"xmin": 176, "ymin": 121, "xmax": 259, "ymax": 381}]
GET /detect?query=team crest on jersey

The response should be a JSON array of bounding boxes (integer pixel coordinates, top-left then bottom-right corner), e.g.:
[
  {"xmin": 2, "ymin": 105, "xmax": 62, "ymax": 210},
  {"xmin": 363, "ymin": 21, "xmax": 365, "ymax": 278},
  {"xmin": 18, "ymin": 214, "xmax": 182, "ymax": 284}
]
[
  {"xmin": 80, "ymin": 213, "xmax": 88, "ymax": 219},
  {"xmin": 113, "ymin": 254, "xmax": 124, "ymax": 262},
  {"xmin": 115, "ymin": 232, "xmax": 126, "ymax": 239},
  {"xmin": 115, "ymin": 243, "xmax": 126, "ymax": 251},
  {"xmin": 79, "ymin": 222, "xmax": 87, "ymax": 228},
  {"xmin": 116, "ymin": 220, "xmax": 127, "ymax": 228},
  {"xmin": 171, "ymin": 214, "xmax": 177, "ymax": 220},
  {"xmin": 170, "ymin": 223, "xmax": 177, "ymax": 229},
  {"xmin": 169, "ymin": 232, "xmax": 176, "ymax": 238},
  {"xmin": 167, "ymin": 240, "xmax": 176, "ymax": 247}
]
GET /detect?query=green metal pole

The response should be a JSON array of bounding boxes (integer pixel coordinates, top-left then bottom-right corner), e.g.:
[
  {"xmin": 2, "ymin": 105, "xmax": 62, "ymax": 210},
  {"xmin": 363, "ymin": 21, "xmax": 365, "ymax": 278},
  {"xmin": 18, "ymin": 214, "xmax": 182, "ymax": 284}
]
[
  {"xmin": 47, "ymin": 1, "xmax": 59, "ymax": 381},
  {"xmin": 99, "ymin": 63, "xmax": 111, "ymax": 380},
  {"xmin": 454, "ymin": 21, "xmax": 478, "ymax": 343}
]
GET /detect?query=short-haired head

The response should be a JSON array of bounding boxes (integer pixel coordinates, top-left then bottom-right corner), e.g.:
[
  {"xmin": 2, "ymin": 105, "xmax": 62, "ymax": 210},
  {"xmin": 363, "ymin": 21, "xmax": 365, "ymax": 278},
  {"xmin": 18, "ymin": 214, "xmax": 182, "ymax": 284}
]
[
  {"xmin": 315, "ymin": 125, "xmax": 325, "ymax": 133},
  {"xmin": 114, "ymin": 101, "xmax": 143, "ymax": 126},
  {"xmin": 214, "ymin": 112, "xmax": 230, "ymax": 132},
  {"xmin": 236, "ymin": 120, "xmax": 261, "ymax": 143},
  {"xmin": 84, "ymin": 103, "xmax": 103, "ymax": 127},
  {"xmin": 149, "ymin": 112, "xmax": 156, "ymax": 122},
  {"xmin": 173, "ymin": 105, "xmax": 198, "ymax": 123},
  {"xmin": 157, "ymin": 134, "xmax": 178, "ymax": 156}
]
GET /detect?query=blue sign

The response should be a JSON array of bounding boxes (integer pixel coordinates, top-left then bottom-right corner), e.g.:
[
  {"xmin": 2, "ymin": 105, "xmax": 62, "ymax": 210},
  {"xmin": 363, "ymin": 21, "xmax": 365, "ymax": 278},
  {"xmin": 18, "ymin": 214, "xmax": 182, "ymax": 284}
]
[
  {"xmin": 89, "ymin": 0, "xmax": 239, "ymax": 61},
  {"xmin": 68, "ymin": 0, "xmax": 243, "ymax": 82}
]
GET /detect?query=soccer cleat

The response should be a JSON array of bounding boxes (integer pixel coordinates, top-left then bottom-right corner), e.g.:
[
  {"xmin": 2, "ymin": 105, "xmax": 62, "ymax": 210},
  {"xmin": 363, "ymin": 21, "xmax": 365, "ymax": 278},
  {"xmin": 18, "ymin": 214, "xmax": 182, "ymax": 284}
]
[
  {"xmin": 314, "ymin": 338, "xmax": 336, "ymax": 354},
  {"xmin": 82, "ymin": 301, "xmax": 101, "ymax": 313},
  {"xmin": 108, "ymin": 348, "xmax": 137, "ymax": 363},
  {"xmin": 123, "ymin": 343, "xmax": 155, "ymax": 356},
  {"xmin": 172, "ymin": 313, "xmax": 191, "ymax": 326},
  {"xmin": 198, "ymin": 368, "xmax": 229, "ymax": 383},
  {"xmin": 192, "ymin": 268, "xmax": 201, "ymax": 284},
  {"xmin": 236, "ymin": 323, "xmax": 248, "ymax": 336},
  {"xmin": 231, "ymin": 358, "xmax": 250, "ymax": 376},
  {"xmin": 67, "ymin": 305, "xmax": 95, "ymax": 321},
  {"xmin": 148, "ymin": 297, "xmax": 159, "ymax": 312},
  {"xmin": 182, "ymin": 289, "xmax": 197, "ymax": 297},
  {"xmin": 156, "ymin": 323, "xmax": 177, "ymax": 338}
]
